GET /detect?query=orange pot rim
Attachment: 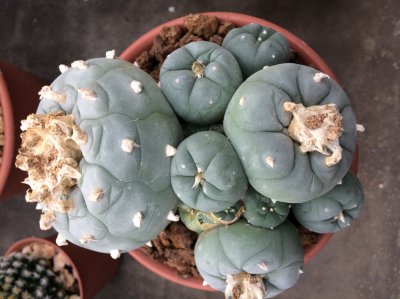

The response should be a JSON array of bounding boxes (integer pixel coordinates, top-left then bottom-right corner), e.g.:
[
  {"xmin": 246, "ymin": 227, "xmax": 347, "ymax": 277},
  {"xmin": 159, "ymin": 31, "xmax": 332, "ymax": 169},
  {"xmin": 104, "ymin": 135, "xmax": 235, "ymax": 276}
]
[{"xmin": 0, "ymin": 69, "xmax": 15, "ymax": 196}]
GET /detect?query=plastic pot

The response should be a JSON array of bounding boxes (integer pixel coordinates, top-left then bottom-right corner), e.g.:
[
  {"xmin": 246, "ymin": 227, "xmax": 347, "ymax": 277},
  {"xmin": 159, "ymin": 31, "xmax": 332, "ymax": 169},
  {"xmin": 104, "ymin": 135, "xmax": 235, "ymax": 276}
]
[
  {"xmin": 0, "ymin": 61, "xmax": 46, "ymax": 200},
  {"xmin": 121, "ymin": 11, "xmax": 359, "ymax": 291},
  {"xmin": 4, "ymin": 236, "xmax": 121, "ymax": 299}
]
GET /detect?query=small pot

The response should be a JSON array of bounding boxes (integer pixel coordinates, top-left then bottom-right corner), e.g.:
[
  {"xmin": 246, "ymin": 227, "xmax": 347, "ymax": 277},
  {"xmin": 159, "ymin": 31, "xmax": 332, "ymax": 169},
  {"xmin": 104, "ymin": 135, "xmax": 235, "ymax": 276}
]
[
  {"xmin": 5, "ymin": 236, "xmax": 121, "ymax": 299},
  {"xmin": 0, "ymin": 61, "xmax": 46, "ymax": 200},
  {"xmin": 121, "ymin": 12, "xmax": 359, "ymax": 291}
]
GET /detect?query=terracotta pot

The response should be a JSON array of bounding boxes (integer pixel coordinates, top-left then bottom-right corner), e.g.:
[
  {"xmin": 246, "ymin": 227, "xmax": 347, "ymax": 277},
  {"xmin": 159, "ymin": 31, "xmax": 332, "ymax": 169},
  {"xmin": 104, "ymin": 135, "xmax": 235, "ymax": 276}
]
[
  {"xmin": 0, "ymin": 61, "xmax": 46, "ymax": 200},
  {"xmin": 121, "ymin": 12, "xmax": 359, "ymax": 291},
  {"xmin": 5, "ymin": 236, "xmax": 121, "ymax": 299}
]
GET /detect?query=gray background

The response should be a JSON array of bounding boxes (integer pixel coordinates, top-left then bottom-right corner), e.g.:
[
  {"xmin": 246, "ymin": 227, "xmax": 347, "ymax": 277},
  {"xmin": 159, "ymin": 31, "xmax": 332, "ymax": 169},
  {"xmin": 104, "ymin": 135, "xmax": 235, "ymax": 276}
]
[{"xmin": 1, "ymin": 0, "xmax": 399, "ymax": 298}]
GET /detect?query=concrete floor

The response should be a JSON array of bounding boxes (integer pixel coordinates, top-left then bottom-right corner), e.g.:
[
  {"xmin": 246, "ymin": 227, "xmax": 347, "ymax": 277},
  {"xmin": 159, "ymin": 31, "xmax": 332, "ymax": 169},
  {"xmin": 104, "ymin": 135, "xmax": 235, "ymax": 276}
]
[{"xmin": 0, "ymin": 1, "xmax": 399, "ymax": 298}]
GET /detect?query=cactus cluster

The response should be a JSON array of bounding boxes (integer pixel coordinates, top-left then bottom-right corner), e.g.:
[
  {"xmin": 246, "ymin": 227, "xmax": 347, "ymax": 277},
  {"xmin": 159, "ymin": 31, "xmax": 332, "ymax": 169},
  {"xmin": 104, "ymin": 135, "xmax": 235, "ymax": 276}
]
[
  {"xmin": 156, "ymin": 21, "xmax": 364, "ymax": 298},
  {"xmin": 15, "ymin": 15, "xmax": 365, "ymax": 299},
  {"xmin": 0, "ymin": 244, "xmax": 78, "ymax": 299}
]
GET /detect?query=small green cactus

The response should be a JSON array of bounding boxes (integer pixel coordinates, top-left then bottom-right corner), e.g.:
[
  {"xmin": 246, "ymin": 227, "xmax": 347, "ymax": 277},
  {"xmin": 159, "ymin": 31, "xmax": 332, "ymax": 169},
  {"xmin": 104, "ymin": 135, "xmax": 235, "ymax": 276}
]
[
  {"xmin": 194, "ymin": 220, "xmax": 304, "ymax": 298},
  {"xmin": 0, "ymin": 252, "xmax": 77, "ymax": 299},
  {"xmin": 160, "ymin": 41, "xmax": 243, "ymax": 124},
  {"xmin": 16, "ymin": 55, "xmax": 182, "ymax": 256},
  {"xmin": 243, "ymin": 188, "xmax": 291, "ymax": 229},
  {"xmin": 292, "ymin": 171, "xmax": 364, "ymax": 233},
  {"xmin": 171, "ymin": 131, "xmax": 248, "ymax": 212},
  {"xmin": 222, "ymin": 23, "xmax": 290, "ymax": 78}
]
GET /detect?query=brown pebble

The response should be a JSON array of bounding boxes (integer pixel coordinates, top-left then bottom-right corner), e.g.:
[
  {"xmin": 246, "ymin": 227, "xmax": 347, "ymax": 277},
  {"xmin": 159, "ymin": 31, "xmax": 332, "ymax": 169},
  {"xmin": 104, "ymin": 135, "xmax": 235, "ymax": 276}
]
[
  {"xmin": 177, "ymin": 32, "xmax": 204, "ymax": 47},
  {"xmin": 217, "ymin": 21, "xmax": 235, "ymax": 37},
  {"xmin": 209, "ymin": 35, "xmax": 223, "ymax": 45},
  {"xmin": 159, "ymin": 25, "xmax": 186, "ymax": 45},
  {"xmin": 183, "ymin": 14, "xmax": 219, "ymax": 39},
  {"xmin": 135, "ymin": 51, "xmax": 157, "ymax": 73}
]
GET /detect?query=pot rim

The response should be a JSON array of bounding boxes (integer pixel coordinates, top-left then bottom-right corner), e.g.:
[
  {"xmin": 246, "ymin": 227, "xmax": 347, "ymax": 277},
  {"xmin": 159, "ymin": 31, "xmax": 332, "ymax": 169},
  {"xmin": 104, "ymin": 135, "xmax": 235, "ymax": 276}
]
[
  {"xmin": 5, "ymin": 237, "xmax": 84, "ymax": 297},
  {"xmin": 0, "ymin": 69, "xmax": 16, "ymax": 196},
  {"xmin": 122, "ymin": 11, "xmax": 354, "ymax": 292}
]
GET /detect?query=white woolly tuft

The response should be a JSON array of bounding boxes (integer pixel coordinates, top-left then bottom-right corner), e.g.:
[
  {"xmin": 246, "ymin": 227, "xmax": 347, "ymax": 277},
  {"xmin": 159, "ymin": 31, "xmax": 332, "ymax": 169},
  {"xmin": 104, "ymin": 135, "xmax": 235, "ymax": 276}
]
[
  {"xmin": 56, "ymin": 234, "xmax": 68, "ymax": 246},
  {"xmin": 71, "ymin": 60, "xmax": 88, "ymax": 70},
  {"xmin": 133, "ymin": 212, "xmax": 143, "ymax": 228},
  {"xmin": 110, "ymin": 249, "xmax": 121, "ymax": 259},
  {"xmin": 167, "ymin": 210, "xmax": 180, "ymax": 222},
  {"xmin": 165, "ymin": 145, "xmax": 177, "ymax": 157},
  {"xmin": 78, "ymin": 88, "xmax": 97, "ymax": 101},
  {"xmin": 106, "ymin": 49, "xmax": 116, "ymax": 59},
  {"xmin": 257, "ymin": 262, "xmax": 268, "ymax": 271},
  {"xmin": 313, "ymin": 72, "xmax": 330, "ymax": 82},
  {"xmin": 59, "ymin": 64, "xmax": 69, "ymax": 73},
  {"xmin": 121, "ymin": 139, "xmax": 139, "ymax": 153},
  {"xmin": 130, "ymin": 80, "xmax": 143, "ymax": 93},
  {"xmin": 265, "ymin": 156, "xmax": 274, "ymax": 168},
  {"xmin": 356, "ymin": 124, "xmax": 366, "ymax": 132}
]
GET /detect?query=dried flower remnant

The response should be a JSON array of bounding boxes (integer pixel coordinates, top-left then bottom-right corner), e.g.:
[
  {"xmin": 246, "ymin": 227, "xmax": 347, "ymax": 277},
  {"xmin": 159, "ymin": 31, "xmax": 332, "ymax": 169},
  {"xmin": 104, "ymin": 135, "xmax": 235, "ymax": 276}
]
[
  {"xmin": 225, "ymin": 273, "xmax": 265, "ymax": 299},
  {"xmin": 15, "ymin": 112, "xmax": 87, "ymax": 230},
  {"xmin": 283, "ymin": 102, "xmax": 343, "ymax": 166}
]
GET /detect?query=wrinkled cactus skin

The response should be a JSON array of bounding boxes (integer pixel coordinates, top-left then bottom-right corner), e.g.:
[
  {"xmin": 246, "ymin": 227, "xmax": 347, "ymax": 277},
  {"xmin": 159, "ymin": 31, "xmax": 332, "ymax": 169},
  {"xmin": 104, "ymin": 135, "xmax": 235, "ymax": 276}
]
[
  {"xmin": 160, "ymin": 41, "xmax": 243, "ymax": 125},
  {"xmin": 194, "ymin": 220, "xmax": 303, "ymax": 298},
  {"xmin": 37, "ymin": 58, "xmax": 182, "ymax": 253},
  {"xmin": 224, "ymin": 63, "xmax": 357, "ymax": 203},
  {"xmin": 292, "ymin": 171, "xmax": 364, "ymax": 233},
  {"xmin": 222, "ymin": 23, "xmax": 290, "ymax": 79},
  {"xmin": 243, "ymin": 188, "xmax": 290, "ymax": 229},
  {"xmin": 171, "ymin": 131, "xmax": 248, "ymax": 212}
]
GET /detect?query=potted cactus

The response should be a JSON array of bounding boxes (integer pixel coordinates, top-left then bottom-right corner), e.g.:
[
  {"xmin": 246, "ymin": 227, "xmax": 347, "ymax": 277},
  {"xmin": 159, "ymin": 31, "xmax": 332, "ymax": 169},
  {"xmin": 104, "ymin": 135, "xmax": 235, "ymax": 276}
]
[
  {"xmin": 0, "ymin": 60, "xmax": 45, "ymax": 200},
  {"xmin": 2, "ymin": 236, "xmax": 121, "ymax": 298},
  {"xmin": 119, "ymin": 12, "xmax": 364, "ymax": 296},
  {"xmin": 13, "ymin": 11, "xmax": 365, "ymax": 299}
]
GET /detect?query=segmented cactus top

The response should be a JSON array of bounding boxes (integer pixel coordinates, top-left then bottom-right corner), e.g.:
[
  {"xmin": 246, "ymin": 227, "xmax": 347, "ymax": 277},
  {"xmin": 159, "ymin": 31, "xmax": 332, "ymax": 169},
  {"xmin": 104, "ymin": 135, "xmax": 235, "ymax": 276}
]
[
  {"xmin": 224, "ymin": 63, "xmax": 357, "ymax": 203},
  {"xmin": 222, "ymin": 23, "xmax": 290, "ymax": 78}
]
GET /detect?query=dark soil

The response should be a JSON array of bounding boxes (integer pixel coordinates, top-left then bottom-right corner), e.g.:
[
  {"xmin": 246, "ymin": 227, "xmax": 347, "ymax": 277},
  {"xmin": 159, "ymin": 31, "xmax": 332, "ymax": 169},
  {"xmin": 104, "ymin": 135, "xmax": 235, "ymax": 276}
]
[
  {"xmin": 297, "ymin": 225, "xmax": 321, "ymax": 250},
  {"xmin": 140, "ymin": 221, "xmax": 201, "ymax": 278}
]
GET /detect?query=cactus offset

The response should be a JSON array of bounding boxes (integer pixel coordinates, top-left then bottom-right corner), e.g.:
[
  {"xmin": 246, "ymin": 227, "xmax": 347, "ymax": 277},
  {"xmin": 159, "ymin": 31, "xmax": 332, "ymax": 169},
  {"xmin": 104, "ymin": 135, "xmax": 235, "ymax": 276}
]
[
  {"xmin": 160, "ymin": 41, "xmax": 243, "ymax": 125},
  {"xmin": 171, "ymin": 131, "xmax": 248, "ymax": 212},
  {"xmin": 243, "ymin": 188, "xmax": 291, "ymax": 229},
  {"xmin": 292, "ymin": 171, "xmax": 364, "ymax": 233},
  {"xmin": 222, "ymin": 23, "xmax": 290, "ymax": 78}
]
